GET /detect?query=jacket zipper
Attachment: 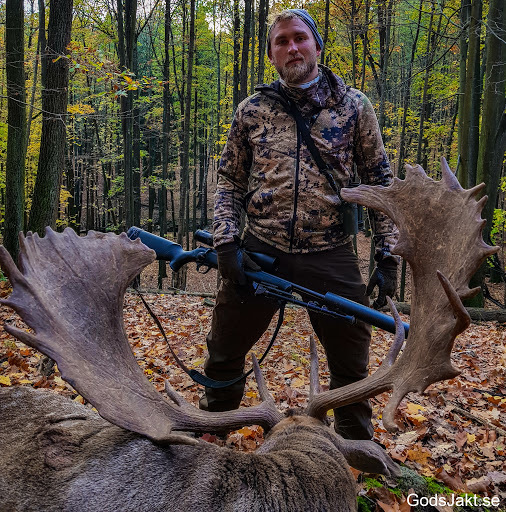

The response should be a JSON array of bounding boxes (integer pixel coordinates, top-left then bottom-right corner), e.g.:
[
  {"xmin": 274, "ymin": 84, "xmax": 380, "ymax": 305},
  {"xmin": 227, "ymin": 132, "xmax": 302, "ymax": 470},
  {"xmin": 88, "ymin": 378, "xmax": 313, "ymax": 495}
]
[{"xmin": 289, "ymin": 128, "xmax": 301, "ymax": 252}]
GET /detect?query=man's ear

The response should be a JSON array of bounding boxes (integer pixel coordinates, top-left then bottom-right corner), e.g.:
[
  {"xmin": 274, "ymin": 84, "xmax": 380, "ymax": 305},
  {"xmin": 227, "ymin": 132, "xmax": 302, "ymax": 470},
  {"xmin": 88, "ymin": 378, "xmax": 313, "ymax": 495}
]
[{"xmin": 268, "ymin": 49, "xmax": 274, "ymax": 64}]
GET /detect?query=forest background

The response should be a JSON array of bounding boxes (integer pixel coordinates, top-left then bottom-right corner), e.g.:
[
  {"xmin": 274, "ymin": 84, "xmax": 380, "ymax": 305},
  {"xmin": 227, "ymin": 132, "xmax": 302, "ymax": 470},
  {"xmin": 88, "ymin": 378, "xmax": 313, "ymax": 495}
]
[
  {"xmin": 1, "ymin": 0, "xmax": 506, "ymax": 505},
  {"xmin": 0, "ymin": 0, "xmax": 505, "ymax": 293}
]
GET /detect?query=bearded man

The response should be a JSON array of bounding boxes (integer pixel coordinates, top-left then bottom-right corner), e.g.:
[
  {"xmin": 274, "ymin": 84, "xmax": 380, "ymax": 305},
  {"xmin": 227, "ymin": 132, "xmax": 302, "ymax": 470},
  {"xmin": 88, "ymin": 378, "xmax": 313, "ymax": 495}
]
[{"xmin": 199, "ymin": 9, "xmax": 399, "ymax": 441}]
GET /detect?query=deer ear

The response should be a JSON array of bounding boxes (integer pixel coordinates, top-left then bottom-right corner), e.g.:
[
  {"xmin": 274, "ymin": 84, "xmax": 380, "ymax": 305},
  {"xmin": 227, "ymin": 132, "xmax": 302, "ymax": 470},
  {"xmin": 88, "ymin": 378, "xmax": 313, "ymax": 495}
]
[{"xmin": 337, "ymin": 439, "xmax": 401, "ymax": 478}]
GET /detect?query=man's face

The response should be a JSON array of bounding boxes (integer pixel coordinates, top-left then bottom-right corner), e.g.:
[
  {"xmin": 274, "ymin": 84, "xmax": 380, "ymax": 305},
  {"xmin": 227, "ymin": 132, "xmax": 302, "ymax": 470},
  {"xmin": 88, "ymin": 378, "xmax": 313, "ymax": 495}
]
[{"xmin": 268, "ymin": 18, "xmax": 321, "ymax": 84}]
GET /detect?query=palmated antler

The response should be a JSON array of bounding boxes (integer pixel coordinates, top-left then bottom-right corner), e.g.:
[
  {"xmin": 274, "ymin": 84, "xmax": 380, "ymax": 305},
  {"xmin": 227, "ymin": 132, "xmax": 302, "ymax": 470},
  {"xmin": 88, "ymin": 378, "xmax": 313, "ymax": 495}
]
[
  {"xmin": 0, "ymin": 228, "xmax": 282, "ymax": 444},
  {"xmin": 307, "ymin": 159, "xmax": 498, "ymax": 430}
]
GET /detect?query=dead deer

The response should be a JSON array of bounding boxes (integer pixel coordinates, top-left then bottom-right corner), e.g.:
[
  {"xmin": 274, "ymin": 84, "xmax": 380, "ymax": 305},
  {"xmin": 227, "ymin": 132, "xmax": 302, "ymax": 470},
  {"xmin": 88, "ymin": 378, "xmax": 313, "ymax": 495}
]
[{"xmin": 0, "ymin": 159, "xmax": 497, "ymax": 512}]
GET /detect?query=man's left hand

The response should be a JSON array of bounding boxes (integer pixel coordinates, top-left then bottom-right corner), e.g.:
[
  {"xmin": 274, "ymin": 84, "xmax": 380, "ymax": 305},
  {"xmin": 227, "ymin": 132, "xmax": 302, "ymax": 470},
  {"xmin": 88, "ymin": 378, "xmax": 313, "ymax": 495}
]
[{"xmin": 366, "ymin": 259, "xmax": 398, "ymax": 309}]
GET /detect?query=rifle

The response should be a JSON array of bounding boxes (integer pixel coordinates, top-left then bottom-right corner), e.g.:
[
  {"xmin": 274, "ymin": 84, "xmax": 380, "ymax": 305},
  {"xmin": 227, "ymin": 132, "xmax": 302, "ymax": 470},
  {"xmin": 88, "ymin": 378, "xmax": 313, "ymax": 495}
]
[{"xmin": 127, "ymin": 227, "xmax": 409, "ymax": 337}]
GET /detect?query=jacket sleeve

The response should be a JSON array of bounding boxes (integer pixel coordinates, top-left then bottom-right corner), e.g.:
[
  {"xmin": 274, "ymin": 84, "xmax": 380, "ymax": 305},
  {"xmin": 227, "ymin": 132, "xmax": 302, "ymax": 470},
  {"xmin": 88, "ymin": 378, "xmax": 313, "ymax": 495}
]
[
  {"xmin": 353, "ymin": 93, "xmax": 399, "ymax": 263},
  {"xmin": 213, "ymin": 102, "xmax": 253, "ymax": 248}
]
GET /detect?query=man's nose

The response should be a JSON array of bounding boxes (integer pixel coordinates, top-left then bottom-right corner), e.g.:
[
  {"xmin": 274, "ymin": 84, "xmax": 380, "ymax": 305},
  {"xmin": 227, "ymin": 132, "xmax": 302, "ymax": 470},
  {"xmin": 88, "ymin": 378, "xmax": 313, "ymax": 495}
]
[{"xmin": 288, "ymin": 40, "xmax": 298, "ymax": 54}]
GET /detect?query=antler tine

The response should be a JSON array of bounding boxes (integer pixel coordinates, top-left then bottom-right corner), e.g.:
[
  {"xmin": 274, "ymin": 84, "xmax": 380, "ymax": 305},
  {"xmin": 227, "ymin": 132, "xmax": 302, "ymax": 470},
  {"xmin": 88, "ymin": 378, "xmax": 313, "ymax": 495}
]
[
  {"xmin": 383, "ymin": 297, "xmax": 405, "ymax": 368},
  {"xmin": 0, "ymin": 229, "xmax": 283, "ymax": 443},
  {"xmin": 309, "ymin": 336, "xmax": 322, "ymax": 399},
  {"xmin": 305, "ymin": 298, "xmax": 404, "ymax": 420}
]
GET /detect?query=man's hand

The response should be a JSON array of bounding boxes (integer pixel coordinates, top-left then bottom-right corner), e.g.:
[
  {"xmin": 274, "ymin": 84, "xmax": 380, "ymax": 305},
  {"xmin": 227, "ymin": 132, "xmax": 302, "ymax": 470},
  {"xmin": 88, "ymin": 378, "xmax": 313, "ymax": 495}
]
[
  {"xmin": 216, "ymin": 241, "xmax": 261, "ymax": 286},
  {"xmin": 366, "ymin": 259, "xmax": 398, "ymax": 309}
]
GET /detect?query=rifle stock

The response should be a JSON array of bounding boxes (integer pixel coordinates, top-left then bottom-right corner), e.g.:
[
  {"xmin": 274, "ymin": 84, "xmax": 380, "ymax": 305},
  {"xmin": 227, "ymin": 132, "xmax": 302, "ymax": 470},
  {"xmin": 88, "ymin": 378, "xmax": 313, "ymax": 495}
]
[{"xmin": 127, "ymin": 227, "xmax": 409, "ymax": 336}]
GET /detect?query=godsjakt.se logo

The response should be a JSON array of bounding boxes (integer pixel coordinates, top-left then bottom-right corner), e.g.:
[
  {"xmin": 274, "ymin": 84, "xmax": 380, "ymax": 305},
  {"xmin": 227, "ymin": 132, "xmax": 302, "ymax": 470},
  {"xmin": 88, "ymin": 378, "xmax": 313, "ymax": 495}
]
[{"xmin": 407, "ymin": 493, "xmax": 502, "ymax": 508}]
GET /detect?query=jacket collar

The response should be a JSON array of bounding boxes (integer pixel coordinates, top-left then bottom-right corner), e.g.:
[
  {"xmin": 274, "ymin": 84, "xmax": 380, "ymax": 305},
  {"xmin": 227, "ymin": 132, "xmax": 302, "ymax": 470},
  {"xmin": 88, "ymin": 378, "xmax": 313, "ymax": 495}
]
[{"xmin": 255, "ymin": 65, "xmax": 349, "ymax": 109}]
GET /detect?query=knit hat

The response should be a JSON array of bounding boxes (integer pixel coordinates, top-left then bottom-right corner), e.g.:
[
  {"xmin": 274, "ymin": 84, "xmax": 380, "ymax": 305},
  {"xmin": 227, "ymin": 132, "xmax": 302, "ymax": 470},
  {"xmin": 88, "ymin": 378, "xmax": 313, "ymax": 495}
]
[{"xmin": 267, "ymin": 9, "xmax": 324, "ymax": 52}]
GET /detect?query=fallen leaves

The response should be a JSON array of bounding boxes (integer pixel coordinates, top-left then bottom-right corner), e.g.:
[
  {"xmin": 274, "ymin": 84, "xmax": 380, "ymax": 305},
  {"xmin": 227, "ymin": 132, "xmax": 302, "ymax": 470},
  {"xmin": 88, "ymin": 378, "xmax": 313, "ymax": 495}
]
[{"xmin": 1, "ymin": 290, "xmax": 506, "ymax": 505}]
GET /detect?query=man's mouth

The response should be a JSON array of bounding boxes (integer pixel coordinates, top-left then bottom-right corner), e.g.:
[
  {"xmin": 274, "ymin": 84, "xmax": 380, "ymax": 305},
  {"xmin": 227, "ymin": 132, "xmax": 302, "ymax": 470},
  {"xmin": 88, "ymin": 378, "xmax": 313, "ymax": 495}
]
[{"xmin": 286, "ymin": 58, "xmax": 303, "ymax": 66}]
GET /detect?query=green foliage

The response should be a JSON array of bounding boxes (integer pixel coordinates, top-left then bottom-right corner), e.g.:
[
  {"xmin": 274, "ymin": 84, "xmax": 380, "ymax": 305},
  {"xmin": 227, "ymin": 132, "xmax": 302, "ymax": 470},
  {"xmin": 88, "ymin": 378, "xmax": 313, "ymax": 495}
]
[
  {"xmin": 108, "ymin": 176, "xmax": 124, "ymax": 198},
  {"xmin": 363, "ymin": 477, "xmax": 383, "ymax": 490},
  {"xmin": 0, "ymin": 0, "xmax": 496, "ymax": 242},
  {"xmin": 357, "ymin": 495, "xmax": 374, "ymax": 512},
  {"xmin": 490, "ymin": 208, "xmax": 506, "ymax": 247}
]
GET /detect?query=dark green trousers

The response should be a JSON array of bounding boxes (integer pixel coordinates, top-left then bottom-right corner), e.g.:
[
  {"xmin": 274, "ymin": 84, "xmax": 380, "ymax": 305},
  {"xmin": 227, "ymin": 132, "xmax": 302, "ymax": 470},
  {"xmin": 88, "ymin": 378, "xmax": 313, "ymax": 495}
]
[{"xmin": 199, "ymin": 233, "xmax": 373, "ymax": 440}]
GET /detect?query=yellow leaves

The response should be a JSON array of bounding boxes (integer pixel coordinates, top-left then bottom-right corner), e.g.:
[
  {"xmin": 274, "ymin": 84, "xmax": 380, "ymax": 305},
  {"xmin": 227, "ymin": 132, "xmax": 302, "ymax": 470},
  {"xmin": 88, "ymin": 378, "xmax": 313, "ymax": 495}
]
[
  {"xmin": 406, "ymin": 402, "xmax": 425, "ymax": 415},
  {"xmin": 0, "ymin": 375, "xmax": 12, "ymax": 386},
  {"xmin": 0, "ymin": 280, "xmax": 12, "ymax": 298},
  {"xmin": 67, "ymin": 103, "xmax": 96, "ymax": 115},
  {"xmin": 405, "ymin": 402, "xmax": 427, "ymax": 426},
  {"xmin": 406, "ymin": 443, "xmax": 431, "ymax": 465},
  {"xmin": 291, "ymin": 377, "xmax": 305, "ymax": 388},
  {"xmin": 191, "ymin": 357, "xmax": 205, "ymax": 367}
]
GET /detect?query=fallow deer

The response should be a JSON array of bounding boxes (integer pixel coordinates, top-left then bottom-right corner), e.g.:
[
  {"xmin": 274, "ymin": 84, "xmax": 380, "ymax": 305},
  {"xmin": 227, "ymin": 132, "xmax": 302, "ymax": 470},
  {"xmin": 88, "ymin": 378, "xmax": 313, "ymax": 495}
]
[{"xmin": 0, "ymin": 159, "xmax": 497, "ymax": 511}]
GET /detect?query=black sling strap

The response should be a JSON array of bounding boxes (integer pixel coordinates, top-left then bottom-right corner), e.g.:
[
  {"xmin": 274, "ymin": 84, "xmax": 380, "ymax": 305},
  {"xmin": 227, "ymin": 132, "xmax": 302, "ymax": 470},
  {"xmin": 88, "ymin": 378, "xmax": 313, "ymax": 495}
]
[
  {"xmin": 135, "ymin": 288, "xmax": 286, "ymax": 389},
  {"xmin": 276, "ymin": 86, "xmax": 342, "ymax": 198}
]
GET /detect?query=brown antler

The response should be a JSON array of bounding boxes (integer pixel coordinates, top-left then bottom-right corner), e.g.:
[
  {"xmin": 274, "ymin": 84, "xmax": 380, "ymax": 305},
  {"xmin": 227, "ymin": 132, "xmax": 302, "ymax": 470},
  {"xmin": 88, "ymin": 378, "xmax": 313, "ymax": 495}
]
[
  {"xmin": 307, "ymin": 159, "xmax": 498, "ymax": 430},
  {"xmin": 0, "ymin": 228, "xmax": 282, "ymax": 443}
]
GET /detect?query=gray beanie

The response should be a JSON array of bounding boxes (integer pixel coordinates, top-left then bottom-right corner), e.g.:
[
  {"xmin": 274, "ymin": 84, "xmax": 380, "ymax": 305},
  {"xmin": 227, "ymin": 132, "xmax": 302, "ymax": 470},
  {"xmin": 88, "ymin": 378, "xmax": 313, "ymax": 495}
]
[{"xmin": 267, "ymin": 9, "xmax": 324, "ymax": 52}]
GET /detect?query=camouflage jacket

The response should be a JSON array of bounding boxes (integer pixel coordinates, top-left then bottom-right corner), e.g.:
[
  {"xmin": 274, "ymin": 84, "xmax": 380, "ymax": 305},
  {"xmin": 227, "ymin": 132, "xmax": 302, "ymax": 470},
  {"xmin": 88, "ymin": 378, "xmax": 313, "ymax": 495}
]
[{"xmin": 213, "ymin": 66, "xmax": 398, "ymax": 258}]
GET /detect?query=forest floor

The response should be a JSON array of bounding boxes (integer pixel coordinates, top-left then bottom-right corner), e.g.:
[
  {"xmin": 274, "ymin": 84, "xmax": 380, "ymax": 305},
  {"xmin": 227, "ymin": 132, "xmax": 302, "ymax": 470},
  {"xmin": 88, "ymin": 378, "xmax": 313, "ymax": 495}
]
[{"xmin": 1, "ymin": 233, "xmax": 505, "ymax": 510}]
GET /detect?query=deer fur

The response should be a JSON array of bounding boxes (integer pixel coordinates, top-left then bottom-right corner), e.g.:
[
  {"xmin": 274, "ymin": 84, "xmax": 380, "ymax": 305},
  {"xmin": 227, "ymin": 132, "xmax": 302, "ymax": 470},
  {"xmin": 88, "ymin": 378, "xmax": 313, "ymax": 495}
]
[{"xmin": 0, "ymin": 387, "xmax": 358, "ymax": 512}]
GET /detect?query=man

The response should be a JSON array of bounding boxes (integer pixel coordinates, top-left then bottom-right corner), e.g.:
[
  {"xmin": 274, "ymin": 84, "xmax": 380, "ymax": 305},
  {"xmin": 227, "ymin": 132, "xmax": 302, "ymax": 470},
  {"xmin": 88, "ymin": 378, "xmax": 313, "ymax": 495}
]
[{"xmin": 199, "ymin": 9, "xmax": 399, "ymax": 441}]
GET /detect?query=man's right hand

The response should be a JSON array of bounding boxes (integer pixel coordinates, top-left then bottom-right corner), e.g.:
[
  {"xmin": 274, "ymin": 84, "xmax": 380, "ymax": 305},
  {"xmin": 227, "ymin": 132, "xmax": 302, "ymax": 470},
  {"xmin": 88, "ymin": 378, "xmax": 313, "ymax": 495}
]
[{"xmin": 216, "ymin": 241, "xmax": 260, "ymax": 285}]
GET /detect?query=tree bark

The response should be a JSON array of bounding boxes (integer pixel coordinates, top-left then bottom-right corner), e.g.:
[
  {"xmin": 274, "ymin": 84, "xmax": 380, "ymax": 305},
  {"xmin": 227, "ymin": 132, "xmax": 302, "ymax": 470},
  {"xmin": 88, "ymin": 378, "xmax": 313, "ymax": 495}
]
[
  {"xmin": 5, "ymin": 0, "xmax": 27, "ymax": 262},
  {"xmin": 117, "ymin": 0, "xmax": 137, "ymax": 230},
  {"xmin": 257, "ymin": 0, "xmax": 269, "ymax": 84},
  {"xmin": 28, "ymin": 0, "xmax": 73, "ymax": 235},
  {"xmin": 320, "ymin": 0, "xmax": 330, "ymax": 65},
  {"xmin": 459, "ymin": 0, "xmax": 482, "ymax": 189},
  {"xmin": 376, "ymin": 0, "xmax": 394, "ymax": 134},
  {"xmin": 477, "ymin": 0, "xmax": 506, "ymax": 241},
  {"xmin": 232, "ymin": 0, "xmax": 240, "ymax": 113},
  {"xmin": 239, "ymin": 0, "xmax": 251, "ymax": 103},
  {"xmin": 173, "ymin": 0, "xmax": 195, "ymax": 289}
]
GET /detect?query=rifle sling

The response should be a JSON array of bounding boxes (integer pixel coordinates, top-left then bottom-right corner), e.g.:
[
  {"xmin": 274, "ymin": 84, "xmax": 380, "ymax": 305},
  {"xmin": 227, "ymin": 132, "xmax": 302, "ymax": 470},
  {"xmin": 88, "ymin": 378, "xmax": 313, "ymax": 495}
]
[
  {"xmin": 135, "ymin": 288, "xmax": 286, "ymax": 389},
  {"xmin": 277, "ymin": 87, "xmax": 341, "ymax": 198}
]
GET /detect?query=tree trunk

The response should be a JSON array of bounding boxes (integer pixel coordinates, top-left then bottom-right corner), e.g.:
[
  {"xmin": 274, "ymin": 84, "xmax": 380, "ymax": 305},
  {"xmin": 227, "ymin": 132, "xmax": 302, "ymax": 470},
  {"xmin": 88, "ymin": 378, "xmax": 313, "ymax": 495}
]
[
  {"xmin": 133, "ymin": 47, "xmax": 141, "ymax": 227},
  {"xmin": 28, "ymin": 0, "xmax": 73, "ymax": 235},
  {"xmin": 477, "ymin": 0, "xmax": 506, "ymax": 241},
  {"xmin": 415, "ymin": 1, "xmax": 436, "ymax": 167},
  {"xmin": 159, "ymin": 0, "xmax": 171, "ymax": 287},
  {"xmin": 396, "ymin": 0, "xmax": 423, "ymax": 178},
  {"xmin": 117, "ymin": 0, "xmax": 137, "ymax": 230},
  {"xmin": 249, "ymin": 2, "xmax": 255, "ymax": 95},
  {"xmin": 232, "ymin": 0, "xmax": 240, "ymax": 113},
  {"xmin": 376, "ymin": 0, "xmax": 394, "ymax": 134},
  {"xmin": 257, "ymin": 0, "xmax": 269, "ymax": 84},
  {"xmin": 459, "ymin": 0, "xmax": 482, "ymax": 189},
  {"xmin": 4, "ymin": 0, "xmax": 27, "ymax": 262},
  {"xmin": 239, "ymin": 0, "xmax": 251, "ymax": 103},
  {"xmin": 173, "ymin": 0, "xmax": 195, "ymax": 289},
  {"xmin": 320, "ymin": 0, "xmax": 330, "ymax": 64}
]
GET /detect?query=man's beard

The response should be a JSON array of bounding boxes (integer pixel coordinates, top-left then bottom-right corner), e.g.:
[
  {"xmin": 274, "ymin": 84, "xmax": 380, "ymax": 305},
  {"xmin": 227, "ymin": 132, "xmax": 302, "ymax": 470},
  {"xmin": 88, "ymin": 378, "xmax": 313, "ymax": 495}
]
[{"xmin": 278, "ymin": 56, "xmax": 317, "ymax": 84}]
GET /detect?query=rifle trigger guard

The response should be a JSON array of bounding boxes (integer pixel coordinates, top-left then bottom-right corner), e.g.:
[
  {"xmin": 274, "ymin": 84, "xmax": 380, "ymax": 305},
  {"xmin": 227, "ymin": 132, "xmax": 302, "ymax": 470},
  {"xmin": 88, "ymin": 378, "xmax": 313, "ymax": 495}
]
[{"xmin": 196, "ymin": 249, "xmax": 214, "ymax": 273}]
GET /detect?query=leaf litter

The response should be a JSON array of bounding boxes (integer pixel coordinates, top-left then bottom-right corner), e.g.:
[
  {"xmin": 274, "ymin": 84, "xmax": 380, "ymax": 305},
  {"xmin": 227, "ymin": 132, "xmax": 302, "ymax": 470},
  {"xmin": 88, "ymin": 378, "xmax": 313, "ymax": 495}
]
[{"xmin": 1, "ymin": 289, "xmax": 505, "ymax": 509}]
